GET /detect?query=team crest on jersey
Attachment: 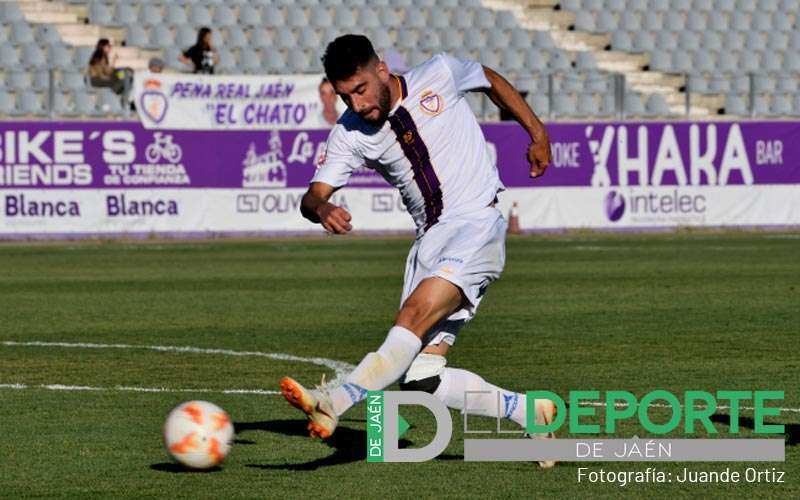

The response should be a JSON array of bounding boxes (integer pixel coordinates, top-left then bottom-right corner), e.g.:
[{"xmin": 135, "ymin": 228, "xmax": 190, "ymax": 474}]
[{"xmin": 419, "ymin": 90, "xmax": 444, "ymax": 116}]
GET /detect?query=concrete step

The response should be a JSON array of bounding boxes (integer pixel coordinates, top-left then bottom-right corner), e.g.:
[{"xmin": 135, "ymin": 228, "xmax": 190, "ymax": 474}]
[
  {"xmin": 550, "ymin": 31, "xmax": 610, "ymax": 52},
  {"xmin": 594, "ymin": 51, "xmax": 648, "ymax": 73},
  {"xmin": 22, "ymin": 10, "xmax": 79, "ymax": 23},
  {"xmin": 516, "ymin": 8, "xmax": 574, "ymax": 30},
  {"xmin": 56, "ymin": 24, "xmax": 125, "ymax": 45},
  {"xmin": 626, "ymin": 71, "xmax": 685, "ymax": 88}
]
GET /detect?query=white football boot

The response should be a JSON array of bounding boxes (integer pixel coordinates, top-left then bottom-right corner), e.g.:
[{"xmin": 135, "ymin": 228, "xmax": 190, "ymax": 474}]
[
  {"xmin": 279, "ymin": 376, "xmax": 338, "ymax": 439},
  {"xmin": 524, "ymin": 398, "xmax": 558, "ymax": 469}
]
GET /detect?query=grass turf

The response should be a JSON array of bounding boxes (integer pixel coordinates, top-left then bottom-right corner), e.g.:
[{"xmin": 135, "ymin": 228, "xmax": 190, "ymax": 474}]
[{"xmin": 0, "ymin": 232, "xmax": 798, "ymax": 499}]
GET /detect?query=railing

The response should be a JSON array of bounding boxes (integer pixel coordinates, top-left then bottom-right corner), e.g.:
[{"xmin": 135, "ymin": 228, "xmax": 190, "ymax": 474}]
[{"xmin": 31, "ymin": 68, "xmax": 800, "ymax": 121}]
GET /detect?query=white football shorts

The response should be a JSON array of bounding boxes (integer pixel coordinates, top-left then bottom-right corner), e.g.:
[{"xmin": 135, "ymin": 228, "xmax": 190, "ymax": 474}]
[{"xmin": 400, "ymin": 205, "xmax": 507, "ymax": 347}]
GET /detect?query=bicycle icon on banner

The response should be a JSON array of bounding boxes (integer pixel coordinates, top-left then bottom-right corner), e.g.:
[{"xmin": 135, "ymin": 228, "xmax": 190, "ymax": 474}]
[{"xmin": 145, "ymin": 132, "xmax": 183, "ymax": 163}]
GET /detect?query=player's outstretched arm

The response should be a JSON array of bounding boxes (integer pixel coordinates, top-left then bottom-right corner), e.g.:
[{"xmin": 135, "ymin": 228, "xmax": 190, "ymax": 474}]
[
  {"xmin": 300, "ymin": 182, "xmax": 353, "ymax": 234},
  {"xmin": 482, "ymin": 66, "xmax": 552, "ymax": 178}
]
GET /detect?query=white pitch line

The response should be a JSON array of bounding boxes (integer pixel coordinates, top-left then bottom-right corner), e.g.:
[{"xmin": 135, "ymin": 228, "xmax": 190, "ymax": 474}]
[
  {"xmin": 0, "ymin": 383, "xmax": 278, "ymax": 395},
  {"xmin": 1, "ymin": 340, "xmax": 355, "ymax": 384},
  {"xmin": 578, "ymin": 400, "xmax": 800, "ymax": 414}
]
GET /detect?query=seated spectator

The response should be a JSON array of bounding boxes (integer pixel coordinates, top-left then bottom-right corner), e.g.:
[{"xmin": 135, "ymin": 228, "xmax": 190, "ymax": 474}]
[
  {"xmin": 179, "ymin": 27, "xmax": 219, "ymax": 74},
  {"xmin": 88, "ymin": 38, "xmax": 131, "ymax": 95}
]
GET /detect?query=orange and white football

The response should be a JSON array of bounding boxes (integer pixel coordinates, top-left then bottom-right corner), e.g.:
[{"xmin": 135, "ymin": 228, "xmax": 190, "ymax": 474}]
[{"xmin": 163, "ymin": 401, "xmax": 234, "ymax": 469}]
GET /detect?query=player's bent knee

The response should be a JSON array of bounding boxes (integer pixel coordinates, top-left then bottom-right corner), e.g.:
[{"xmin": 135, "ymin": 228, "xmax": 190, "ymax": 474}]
[{"xmin": 400, "ymin": 353, "xmax": 447, "ymax": 394}]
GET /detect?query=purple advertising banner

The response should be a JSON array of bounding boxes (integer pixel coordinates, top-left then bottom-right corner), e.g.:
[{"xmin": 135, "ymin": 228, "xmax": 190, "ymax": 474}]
[{"xmin": 0, "ymin": 121, "xmax": 798, "ymax": 191}]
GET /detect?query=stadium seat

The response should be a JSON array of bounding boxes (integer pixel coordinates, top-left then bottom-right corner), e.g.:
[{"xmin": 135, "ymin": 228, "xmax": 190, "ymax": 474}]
[
  {"xmin": 620, "ymin": 11, "xmax": 641, "ymax": 31},
  {"xmin": 238, "ymin": 5, "xmax": 261, "ymax": 27},
  {"xmin": 523, "ymin": 50, "xmax": 547, "ymax": 72},
  {"xmin": 775, "ymin": 73, "xmax": 799, "ymax": 93},
  {"xmin": 60, "ymin": 70, "xmax": 86, "ymax": 92},
  {"xmin": 624, "ymin": 93, "xmax": 645, "ymax": 116},
  {"xmin": 585, "ymin": 72, "xmax": 609, "ymax": 93},
  {"xmin": 23, "ymin": 45, "xmax": 47, "ymax": 70},
  {"xmin": 206, "ymin": 48, "xmax": 229, "ymax": 73},
  {"xmin": 127, "ymin": 23, "xmax": 152, "ymax": 49},
  {"xmin": 97, "ymin": 88, "xmax": 123, "ymax": 115},
  {"xmin": 262, "ymin": 48, "xmax": 286, "ymax": 74},
  {"xmin": 687, "ymin": 73, "xmax": 708, "ymax": 93},
  {"xmin": 552, "ymin": 93, "xmax": 574, "ymax": 117},
  {"xmin": 529, "ymin": 93, "xmax": 549, "ymax": 116},
  {"xmin": 214, "ymin": 6, "xmax": 237, "ymax": 27},
  {"xmin": 691, "ymin": 50, "xmax": 715, "ymax": 73},
  {"xmin": 576, "ymin": 94, "xmax": 599, "ymax": 116},
  {"xmin": 671, "ymin": 52, "xmax": 692, "ymax": 73},
  {"xmin": 11, "ymin": 22, "xmax": 34, "ymax": 45},
  {"xmin": 724, "ymin": 94, "xmax": 748, "ymax": 115},
  {"xmin": 150, "ymin": 24, "xmax": 174, "ymax": 49},
  {"xmin": 31, "ymin": 70, "xmax": 49, "ymax": 92},
  {"xmin": 548, "ymin": 50, "xmax": 572, "ymax": 71},
  {"xmin": 18, "ymin": 91, "xmax": 45, "ymax": 116},
  {"xmin": 574, "ymin": 52, "xmax": 597, "ymax": 71},
  {"xmin": 222, "ymin": 26, "xmax": 249, "ymax": 50},
  {"xmin": 139, "ymin": 4, "xmax": 162, "ymax": 27},
  {"xmin": 595, "ymin": 11, "xmax": 617, "ymax": 32},
  {"xmin": 573, "ymin": 11, "xmax": 595, "ymax": 32},
  {"xmin": 114, "ymin": 4, "xmax": 138, "ymax": 26},
  {"xmin": 47, "ymin": 45, "xmax": 74, "ymax": 71},
  {"xmin": 769, "ymin": 94, "xmax": 792, "ymax": 115},
  {"xmin": 701, "ymin": 32, "xmax": 722, "ymax": 52},
  {"xmin": 0, "ymin": 2, "xmax": 24, "ymax": 23},
  {"xmin": 645, "ymin": 94, "xmax": 672, "ymax": 116},
  {"xmin": 487, "ymin": 31, "xmax": 510, "ymax": 49},
  {"xmin": 175, "ymin": 25, "xmax": 196, "ymax": 48},
  {"xmin": 611, "ymin": 31, "xmax": 633, "ymax": 52},
  {"xmin": 532, "ymin": 31, "xmax": 555, "ymax": 50},
  {"xmin": 189, "ymin": 5, "xmax": 213, "ymax": 26},
  {"xmin": 648, "ymin": 50, "xmax": 672, "ymax": 72},
  {"xmin": 165, "ymin": 5, "xmax": 188, "ymax": 26},
  {"xmin": 0, "ymin": 90, "xmax": 15, "ymax": 115},
  {"xmin": 6, "ymin": 71, "xmax": 31, "ymax": 93}
]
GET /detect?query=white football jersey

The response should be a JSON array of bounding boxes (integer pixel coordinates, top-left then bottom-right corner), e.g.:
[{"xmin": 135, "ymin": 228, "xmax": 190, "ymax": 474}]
[{"xmin": 312, "ymin": 53, "xmax": 505, "ymax": 236}]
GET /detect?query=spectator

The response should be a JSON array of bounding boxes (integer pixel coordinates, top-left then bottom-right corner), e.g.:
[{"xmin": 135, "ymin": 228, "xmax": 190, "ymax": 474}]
[
  {"xmin": 319, "ymin": 77, "xmax": 340, "ymax": 126},
  {"xmin": 88, "ymin": 38, "xmax": 131, "ymax": 95},
  {"xmin": 148, "ymin": 57, "xmax": 165, "ymax": 73},
  {"xmin": 179, "ymin": 27, "xmax": 219, "ymax": 74}
]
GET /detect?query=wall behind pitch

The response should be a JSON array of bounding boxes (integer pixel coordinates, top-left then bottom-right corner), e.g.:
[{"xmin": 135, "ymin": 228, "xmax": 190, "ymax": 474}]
[{"xmin": 0, "ymin": 121, "xmax": 798, "ymax": 238}]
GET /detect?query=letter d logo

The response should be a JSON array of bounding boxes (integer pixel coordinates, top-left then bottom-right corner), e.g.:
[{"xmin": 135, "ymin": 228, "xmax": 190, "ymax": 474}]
[{"xmin": 371, "ymin": 391, "xmax": 452, "ymax": 462}]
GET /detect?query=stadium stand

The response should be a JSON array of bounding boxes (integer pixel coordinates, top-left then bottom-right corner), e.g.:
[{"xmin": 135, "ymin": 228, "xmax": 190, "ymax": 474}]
[{"xmin": 0, "ymin": 0, "xmax": 797, "ymax": 119}]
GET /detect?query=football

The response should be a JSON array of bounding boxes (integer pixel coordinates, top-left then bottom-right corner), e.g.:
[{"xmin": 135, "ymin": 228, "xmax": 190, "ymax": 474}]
[{"xmin": 163, "ymin": 401, "xmax": 234, "ymax": 469}]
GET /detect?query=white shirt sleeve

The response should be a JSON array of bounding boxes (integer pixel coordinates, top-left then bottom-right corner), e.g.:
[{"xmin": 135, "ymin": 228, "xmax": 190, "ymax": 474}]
[
  {"xmin": 439, "ymin": 53, "xmax": 491, "ymax": 96},
  {"xmin": 310, "ymin": 124, "xmax": 361, "ymax": 188}
]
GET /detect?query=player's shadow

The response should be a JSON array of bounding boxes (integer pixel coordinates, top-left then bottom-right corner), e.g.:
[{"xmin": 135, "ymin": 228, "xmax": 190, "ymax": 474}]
[
  {"xmin": 709, "ymin": 413, "xmax": 800, "ymax": 445},
  {"xmin": 236, "ymin": 419, "xmax": 462, "ymax": 470}
]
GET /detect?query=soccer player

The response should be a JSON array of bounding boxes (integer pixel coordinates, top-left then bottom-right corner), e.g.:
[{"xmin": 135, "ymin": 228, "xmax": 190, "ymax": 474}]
[{"xmin": 280, "ymin": 35, "xmax": 557, "ymax": 467}]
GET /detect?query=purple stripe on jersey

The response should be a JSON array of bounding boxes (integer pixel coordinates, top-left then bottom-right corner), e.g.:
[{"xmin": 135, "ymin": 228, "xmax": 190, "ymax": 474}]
[
  {"xmin": 398, "ymin": 75, "xmax": 408, "ymax": 99},
  {"xmin": 388, "ymin": 106, "xmax": 443, "ymax": 230}
]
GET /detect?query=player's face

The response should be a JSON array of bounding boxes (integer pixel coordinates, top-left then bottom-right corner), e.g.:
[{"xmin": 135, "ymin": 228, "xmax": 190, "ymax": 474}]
[{"xmin": 333, "ymin": 62, "xmax": 392, "ymax": 126}]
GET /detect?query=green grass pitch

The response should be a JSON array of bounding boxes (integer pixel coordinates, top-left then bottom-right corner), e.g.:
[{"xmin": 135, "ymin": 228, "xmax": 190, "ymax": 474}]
[{"xmin": 0, "ymin": 232, "xmax": 798, "ymax": 498}]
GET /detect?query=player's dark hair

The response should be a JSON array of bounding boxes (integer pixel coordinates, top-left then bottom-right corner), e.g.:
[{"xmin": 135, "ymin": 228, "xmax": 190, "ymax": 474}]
[{"xmin": 321, "ymin": 34, "xmax": 378, "ymax": 83}]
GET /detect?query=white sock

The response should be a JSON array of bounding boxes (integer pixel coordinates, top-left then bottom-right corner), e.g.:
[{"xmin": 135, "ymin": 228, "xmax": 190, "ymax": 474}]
[
  {"xmin": 328, "ymin": 326, "xmax": 422, "ymax": 416},
  {"xmin": 433, "ymin": 367, "xmax": 527, "ymax": 428}
]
